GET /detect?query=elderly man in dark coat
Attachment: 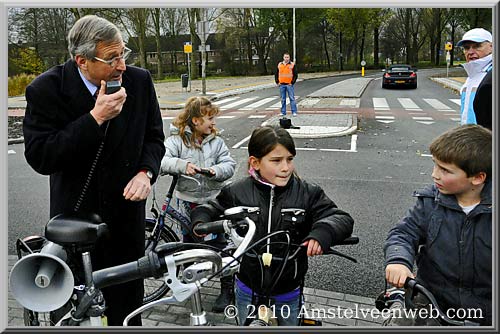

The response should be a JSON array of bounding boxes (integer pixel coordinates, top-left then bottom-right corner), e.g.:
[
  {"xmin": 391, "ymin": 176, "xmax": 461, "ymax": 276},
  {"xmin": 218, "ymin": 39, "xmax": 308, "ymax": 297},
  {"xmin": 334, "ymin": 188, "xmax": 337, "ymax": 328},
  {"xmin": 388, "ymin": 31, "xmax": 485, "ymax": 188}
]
[{"xmin": 23, "ymin": 15, "xmax": 165, "ymax": 325}]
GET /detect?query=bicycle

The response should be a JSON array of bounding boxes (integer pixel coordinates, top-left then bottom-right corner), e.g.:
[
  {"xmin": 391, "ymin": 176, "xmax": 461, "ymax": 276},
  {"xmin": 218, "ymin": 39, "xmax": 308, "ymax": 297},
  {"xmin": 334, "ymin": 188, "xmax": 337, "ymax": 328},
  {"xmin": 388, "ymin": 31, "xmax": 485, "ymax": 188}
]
[
  {"xmin": 143, "ymin": 168, "xmax": 221, "ymax": 303},
  {"xmin": 375, "ymin": 277, "xmax": 481, "ymax": 326},
  {"xmin": 233, "ymin": 232, "xmax": 359, "ymax": 326},
  {"xmin": 10, "ymin": 206, "xmax": 257, "ymax": 327}
]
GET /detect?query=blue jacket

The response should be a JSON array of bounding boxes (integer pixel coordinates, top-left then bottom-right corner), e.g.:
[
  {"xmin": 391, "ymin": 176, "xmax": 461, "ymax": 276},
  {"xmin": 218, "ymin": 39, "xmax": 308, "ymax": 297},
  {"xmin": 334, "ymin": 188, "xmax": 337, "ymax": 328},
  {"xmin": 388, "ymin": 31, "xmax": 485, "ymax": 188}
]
[{"xmin": 385, "ymin": 181, "xmax": 492, "ymax": 325}]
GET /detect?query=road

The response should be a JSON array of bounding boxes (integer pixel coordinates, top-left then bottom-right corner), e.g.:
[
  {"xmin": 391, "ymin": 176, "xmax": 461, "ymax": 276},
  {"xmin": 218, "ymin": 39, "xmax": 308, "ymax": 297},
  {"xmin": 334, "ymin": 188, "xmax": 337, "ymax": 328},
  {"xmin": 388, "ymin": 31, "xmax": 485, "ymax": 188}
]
[{"xmin": 7, "ymin": 68, "xmax": 460, "ymax": 301}]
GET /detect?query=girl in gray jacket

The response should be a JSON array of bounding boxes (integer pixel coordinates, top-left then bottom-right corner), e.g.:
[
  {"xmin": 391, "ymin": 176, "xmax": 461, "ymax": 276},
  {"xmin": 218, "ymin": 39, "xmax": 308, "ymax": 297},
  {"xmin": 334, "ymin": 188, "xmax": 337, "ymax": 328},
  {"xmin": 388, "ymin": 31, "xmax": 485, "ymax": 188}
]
[{"xmin": 160, "ymin": 96, "xmax": 236, "ymax": 312}]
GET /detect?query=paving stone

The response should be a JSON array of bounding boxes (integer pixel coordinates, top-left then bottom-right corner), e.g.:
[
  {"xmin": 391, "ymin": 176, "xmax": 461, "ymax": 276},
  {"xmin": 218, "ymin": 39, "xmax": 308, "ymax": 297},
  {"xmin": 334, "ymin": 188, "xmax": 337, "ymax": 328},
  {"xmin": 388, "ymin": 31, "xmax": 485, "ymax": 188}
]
[{"xmin": 345, "ymin": 293, "xmax": 376, "ymax": 305}]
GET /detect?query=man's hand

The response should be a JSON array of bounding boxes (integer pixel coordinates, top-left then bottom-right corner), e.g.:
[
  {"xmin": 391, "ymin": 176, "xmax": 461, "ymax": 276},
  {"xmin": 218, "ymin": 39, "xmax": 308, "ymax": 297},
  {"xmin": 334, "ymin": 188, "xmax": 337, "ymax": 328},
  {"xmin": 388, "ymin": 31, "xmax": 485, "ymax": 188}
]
[
  {"xmin": 302, "ymin": 239, "xmax": 323, "ymax": 256},
  {"xmin": 90, "ymin": 80, "xmax": 127, "ymax": 125},
  {"xmin": 123, "ymin": 171, "xmax": 151, "ymax": 201},
  {"xmin": 386, "ymin": 264, "xmax": 414, "ymax": 288}
]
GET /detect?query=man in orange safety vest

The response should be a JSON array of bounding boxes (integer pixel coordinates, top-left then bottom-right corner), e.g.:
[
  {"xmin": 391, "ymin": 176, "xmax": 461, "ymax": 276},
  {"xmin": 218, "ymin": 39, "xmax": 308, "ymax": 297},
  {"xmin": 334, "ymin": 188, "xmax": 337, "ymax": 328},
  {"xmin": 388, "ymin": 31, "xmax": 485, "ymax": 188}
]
[{"xmin": 275, "ymin": 53, "xmax": 298, "ymax": 116}]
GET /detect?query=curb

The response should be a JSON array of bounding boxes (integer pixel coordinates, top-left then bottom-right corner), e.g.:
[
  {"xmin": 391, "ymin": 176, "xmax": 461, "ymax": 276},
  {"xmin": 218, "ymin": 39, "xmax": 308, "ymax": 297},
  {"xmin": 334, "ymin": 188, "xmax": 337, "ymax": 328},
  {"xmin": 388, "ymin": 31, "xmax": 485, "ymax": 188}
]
[
  {"xmin": 429, "ymin": 77, "xmax": 462, "ymax": 94},
  {"xmin": 8, "ymin": 137, "xmax": 24, "ymax": 145},
  {"xmin": 264, "ymin": 114, "xmax": 357, "ymax": 138}
]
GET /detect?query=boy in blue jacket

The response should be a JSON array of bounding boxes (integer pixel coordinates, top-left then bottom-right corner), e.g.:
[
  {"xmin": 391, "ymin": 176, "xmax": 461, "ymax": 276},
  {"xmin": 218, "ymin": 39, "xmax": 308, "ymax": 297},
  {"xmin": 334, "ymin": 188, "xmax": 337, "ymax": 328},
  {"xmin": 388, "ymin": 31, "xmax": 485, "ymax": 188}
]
[{"xmin": 384, "ymin": 124, "xmax": 492, "ymax": 326}]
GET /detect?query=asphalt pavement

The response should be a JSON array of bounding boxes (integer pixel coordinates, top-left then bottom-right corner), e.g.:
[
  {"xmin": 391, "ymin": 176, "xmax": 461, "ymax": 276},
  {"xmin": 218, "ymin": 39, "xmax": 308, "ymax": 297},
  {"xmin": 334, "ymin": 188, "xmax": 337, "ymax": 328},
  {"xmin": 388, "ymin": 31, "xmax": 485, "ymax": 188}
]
[{"xmin": 6, "ymin": 70, "xmax": 465, "ymax": 328}]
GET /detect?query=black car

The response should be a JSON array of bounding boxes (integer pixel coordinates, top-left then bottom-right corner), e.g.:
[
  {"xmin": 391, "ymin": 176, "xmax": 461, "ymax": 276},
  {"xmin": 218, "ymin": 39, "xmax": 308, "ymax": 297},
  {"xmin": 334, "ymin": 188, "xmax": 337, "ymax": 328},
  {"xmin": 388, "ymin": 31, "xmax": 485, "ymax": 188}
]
[{"xmin": 382, "ymin": 64, "xmax": 417, "ymax": 89}]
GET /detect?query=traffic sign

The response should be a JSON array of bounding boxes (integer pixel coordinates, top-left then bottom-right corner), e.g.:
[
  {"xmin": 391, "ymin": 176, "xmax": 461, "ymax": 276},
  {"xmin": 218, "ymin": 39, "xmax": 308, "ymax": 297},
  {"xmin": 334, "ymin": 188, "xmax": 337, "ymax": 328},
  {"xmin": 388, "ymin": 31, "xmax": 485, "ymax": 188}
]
[
  {"xmin": 184, "ymin": 42, "xmax": 192, "ymax": 53},
  {"xmin": 445, "ymin": 42, "xmax": 453, "ymax": 51},
  {"xmin": 196, "ymin": 21, "xmax": 210, "ymax": 43},
  {"xmin": 360, "ymin": 60, "xmax": 366, "ymax": 67}
]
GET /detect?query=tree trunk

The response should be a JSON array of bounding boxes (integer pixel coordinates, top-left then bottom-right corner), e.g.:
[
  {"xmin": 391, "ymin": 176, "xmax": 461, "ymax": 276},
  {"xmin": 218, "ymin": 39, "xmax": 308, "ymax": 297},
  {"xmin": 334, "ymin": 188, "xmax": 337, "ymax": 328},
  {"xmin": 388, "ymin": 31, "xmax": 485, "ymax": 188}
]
[{"xmin": 373, "ymin": 26, "xmax": 379, "ymax": 67}]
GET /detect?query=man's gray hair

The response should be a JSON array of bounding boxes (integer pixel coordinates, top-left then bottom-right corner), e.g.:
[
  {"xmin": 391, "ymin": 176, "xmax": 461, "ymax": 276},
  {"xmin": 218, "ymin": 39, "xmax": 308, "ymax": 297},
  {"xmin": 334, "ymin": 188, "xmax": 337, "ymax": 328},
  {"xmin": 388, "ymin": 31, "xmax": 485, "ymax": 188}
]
[{"xmin": 67, "ymin": 15, "xmax": 122, "ymax": 60}]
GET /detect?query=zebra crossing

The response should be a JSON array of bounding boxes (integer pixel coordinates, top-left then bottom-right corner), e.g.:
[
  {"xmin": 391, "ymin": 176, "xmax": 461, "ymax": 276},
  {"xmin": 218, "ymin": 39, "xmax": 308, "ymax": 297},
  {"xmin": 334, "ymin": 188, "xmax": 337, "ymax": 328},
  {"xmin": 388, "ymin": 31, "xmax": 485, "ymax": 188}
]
[
  {"xmin": 372, "ymin": 97, "xmax": 461, "ymax": 125},
  {"xmin": 168, "ymin": 95, "xmax": 462, "ymax": 125}
]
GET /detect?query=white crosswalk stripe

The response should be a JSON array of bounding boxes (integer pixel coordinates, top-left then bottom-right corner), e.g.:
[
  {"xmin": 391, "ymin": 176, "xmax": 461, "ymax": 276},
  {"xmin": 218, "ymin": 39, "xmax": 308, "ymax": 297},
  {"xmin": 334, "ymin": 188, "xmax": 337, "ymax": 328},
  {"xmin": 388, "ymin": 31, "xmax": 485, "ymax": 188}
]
[
  {"xmin": 340, "ymin": 98, "xmax": 359, "ymax": 107},
  {"xmin": 239, "ymin": 97, "xmax": 276, "ymax": 110},
  {"xmin": 266, "ymin": 96, "xmax": 300, "ymax": 110},
  {"xmin": 213, "ymin": 97, "xmax": 240, "ymax": 106},
  {"xmin": 220, "ymin": 97, "xmax": 258, "ymax": 110},
  {"xmin": 248, "ymin": 115, "xmax": 266, "ymax": 118},
  {"xmin": 449, "ymin": 99, "xmax": 461, "ymax": 106},
  {"xmin": 423, "ymin": 98, "xmax": 452, "ymax": 111},
  {"xmin": 398, "ymin": 98, "xmax": 422, "ymax": 110},
  {"xmin": 373, "ymin": 98, "xmax": 389, "ymax": 110}
]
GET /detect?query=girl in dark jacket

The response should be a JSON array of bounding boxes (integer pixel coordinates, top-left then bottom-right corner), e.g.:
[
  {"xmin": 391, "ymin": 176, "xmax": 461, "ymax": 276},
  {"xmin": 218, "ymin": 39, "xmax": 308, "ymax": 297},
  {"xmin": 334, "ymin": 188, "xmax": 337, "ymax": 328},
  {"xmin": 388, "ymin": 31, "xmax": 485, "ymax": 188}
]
[{"xmin": 191, "ymin": 125, "xmax": 354, "ymax": 326}]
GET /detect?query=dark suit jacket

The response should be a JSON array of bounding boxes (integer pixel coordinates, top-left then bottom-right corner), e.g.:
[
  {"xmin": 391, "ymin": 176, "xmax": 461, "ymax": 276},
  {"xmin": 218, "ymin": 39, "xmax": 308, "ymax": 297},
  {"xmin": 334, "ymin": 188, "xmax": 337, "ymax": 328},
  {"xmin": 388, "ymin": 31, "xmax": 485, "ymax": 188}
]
[
  {"xmin": 473, "ymin": 69, "xmax": 492, "ymax": 130},
  {"xmin": 23, "ymin": 60, "xmax": 165, "ymax": 265}
]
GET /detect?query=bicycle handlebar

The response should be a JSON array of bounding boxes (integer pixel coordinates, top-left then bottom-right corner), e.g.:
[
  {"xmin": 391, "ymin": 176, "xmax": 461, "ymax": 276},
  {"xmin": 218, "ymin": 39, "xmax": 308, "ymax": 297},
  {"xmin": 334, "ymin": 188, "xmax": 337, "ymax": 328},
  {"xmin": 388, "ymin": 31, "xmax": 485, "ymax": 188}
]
[
  {"xmin": 193, "ymin": 221, "xmax": 225, "ymax": 235},
  {"xmin": 403, "ymin": 278, "xmax": 479, "ymax": 326},
  {"xmin": 93, "ymin": 248, "xmax": 222, "ymax": 290},
  {"xmin": 94, "ymin": 208, "xmax": 258, "ymax": 290}
]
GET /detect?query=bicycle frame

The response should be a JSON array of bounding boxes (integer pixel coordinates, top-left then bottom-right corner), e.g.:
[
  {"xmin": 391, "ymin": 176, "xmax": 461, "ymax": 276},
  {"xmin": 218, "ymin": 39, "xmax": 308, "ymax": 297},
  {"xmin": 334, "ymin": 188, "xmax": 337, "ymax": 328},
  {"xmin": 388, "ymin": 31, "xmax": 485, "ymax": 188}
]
[
  {"xmin": 123, "ymin": 215, "xmax": 257, "ymax": 326},
  {"xmin": 147, "ymin": 173, "xmax": 211, "ymax": 251}
]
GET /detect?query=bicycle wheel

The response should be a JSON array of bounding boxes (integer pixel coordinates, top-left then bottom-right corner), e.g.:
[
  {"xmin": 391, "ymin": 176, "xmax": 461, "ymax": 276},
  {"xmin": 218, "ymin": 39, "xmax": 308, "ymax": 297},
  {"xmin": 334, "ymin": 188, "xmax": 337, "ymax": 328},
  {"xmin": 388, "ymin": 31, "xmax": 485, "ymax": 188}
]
[{"xmin": 143, "ymin": 218, "xmax": 180, "ymax": 304}]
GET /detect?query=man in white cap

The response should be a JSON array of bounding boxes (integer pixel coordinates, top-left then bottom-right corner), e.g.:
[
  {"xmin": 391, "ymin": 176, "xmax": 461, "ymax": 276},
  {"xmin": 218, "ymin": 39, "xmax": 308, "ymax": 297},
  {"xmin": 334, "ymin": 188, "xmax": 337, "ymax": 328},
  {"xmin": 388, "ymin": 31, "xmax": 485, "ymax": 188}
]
[{"xmin": 456, "ymin": 28, "xmax": 493, "ymax": 125}]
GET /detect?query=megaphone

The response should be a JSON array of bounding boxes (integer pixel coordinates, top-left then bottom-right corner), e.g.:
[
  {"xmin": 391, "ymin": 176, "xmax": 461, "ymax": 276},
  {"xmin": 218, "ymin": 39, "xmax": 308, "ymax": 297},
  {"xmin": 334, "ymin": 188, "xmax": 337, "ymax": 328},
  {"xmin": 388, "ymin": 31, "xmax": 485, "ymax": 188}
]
[{"xmin": 9, "ymin": 241, "xmax": 74, "ymax": 312}]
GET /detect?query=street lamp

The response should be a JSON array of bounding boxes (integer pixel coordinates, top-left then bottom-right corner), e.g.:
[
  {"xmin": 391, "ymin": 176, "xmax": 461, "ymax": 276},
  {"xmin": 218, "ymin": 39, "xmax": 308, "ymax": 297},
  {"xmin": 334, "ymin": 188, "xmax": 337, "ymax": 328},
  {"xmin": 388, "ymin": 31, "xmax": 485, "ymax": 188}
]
[{"xmin": 293, "ymin": 8, "xmax": 296, "ymax": 63}]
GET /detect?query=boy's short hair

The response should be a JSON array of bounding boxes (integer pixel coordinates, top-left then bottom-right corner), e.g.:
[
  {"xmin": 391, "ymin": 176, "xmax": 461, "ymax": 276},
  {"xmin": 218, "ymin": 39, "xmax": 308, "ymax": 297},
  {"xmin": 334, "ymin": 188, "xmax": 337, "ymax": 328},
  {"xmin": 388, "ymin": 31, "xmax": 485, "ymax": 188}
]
[{"xmin": 429, "ymin": 124, "xmax": 491, "ymax": 178}]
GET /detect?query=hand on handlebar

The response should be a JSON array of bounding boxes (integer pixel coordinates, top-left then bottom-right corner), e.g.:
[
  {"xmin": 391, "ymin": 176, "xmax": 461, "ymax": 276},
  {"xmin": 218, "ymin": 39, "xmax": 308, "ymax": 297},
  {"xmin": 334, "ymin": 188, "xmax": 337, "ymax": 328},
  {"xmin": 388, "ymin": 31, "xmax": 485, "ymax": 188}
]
[
  {"xmin": 302, "ymin": 239, "xmax": 323, "ymax": 256},
  {"xmin": 185, "ymin": 162, "xmax": 200, "ymax": 176},
  {"xmin": 385, "ymin": 263, "xmax": 414, "ymax": 288}
]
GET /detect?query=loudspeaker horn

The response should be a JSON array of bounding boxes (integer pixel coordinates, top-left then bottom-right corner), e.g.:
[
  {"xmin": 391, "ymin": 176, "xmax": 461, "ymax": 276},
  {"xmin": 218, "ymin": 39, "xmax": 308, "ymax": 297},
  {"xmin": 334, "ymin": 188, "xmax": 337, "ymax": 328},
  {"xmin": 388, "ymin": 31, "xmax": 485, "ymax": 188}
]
[{"xmin": 9, "ymin": 242, "xmax": 74, "ymax": 312}]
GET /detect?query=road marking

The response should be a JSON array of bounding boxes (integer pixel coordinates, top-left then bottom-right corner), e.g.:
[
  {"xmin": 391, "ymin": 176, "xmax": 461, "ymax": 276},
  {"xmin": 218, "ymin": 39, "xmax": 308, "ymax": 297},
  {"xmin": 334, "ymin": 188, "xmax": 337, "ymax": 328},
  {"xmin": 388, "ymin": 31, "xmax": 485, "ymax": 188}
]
[
  {"xmin": 450, "ymin": 118, "xmax": 461, "ymax": 122},
  {"xmin": 266, "ymin": 96, "xmax": 300, "ymax": 109},
  {"xmin": 233, "ymin": 135, "xmax": 357, "ymax": 153},
  {"xmin": 373, "ymin": 98, "xmax": 389, "ymax": 110},
  {"xmin": 221, "ymin": 97, "xmax": 258, "ymax": 110},
  {"xmin": 421, "ymin": 154, "xmax": 432, "ymax": 157},
  {"xmin": 374, "ymin": 111, "xmax": 393, "ymax": 114},
  {"xmin": 449, "ymin": 99, "xmax": 461, "ymax": 106},
  {"xmin": 162, "ymin": 116, "xmax": 174, "ymax": 120},
  {"xmin": 377, "ymin": 120, "xmax": 394, "ymax": 124},
  {"xmin": 412, "ymin": 116, "xmax": 434, "ymax": 120},
  {"xmin": 375, "ymin": 115, "xmax": 395, "ymax": 120},
  {"xmin": 423, "ymin": 98, "xmax": 452, "ymax": 110},
  {"xmin": 248, "ymin": 115, "xmax": 266, "ymax": 118},
  {"xmin": 8, "ymin": 150, "xmax": 16, "ymax": 155},
  {"xmin": 299, "ymin": 98, "xmax": 321, "ymax": 108},
  {"xmin": 416, "ymin": 121, "xmax": 435, "ymax": 125},
  {"xmin": 398, "ymin": 98, "xmax": 421, "ymax": 110},
  {"xmin": 232, "ymin": 135, "xmax": 251, "ymax": 149},
  {"xmin": 239, "ymin": 97, "xmax": 276, "ymax": 110},
  {"xmin": 218, "ymin": 115, "xmax": 236, "ymax": 119},
  {"xmin": 213, "ymin": 97, "xmax": 239, "ymax": 106},
  {"xmin": 340, "ymin": 98, "xmax": 359, "ymax": 107}
]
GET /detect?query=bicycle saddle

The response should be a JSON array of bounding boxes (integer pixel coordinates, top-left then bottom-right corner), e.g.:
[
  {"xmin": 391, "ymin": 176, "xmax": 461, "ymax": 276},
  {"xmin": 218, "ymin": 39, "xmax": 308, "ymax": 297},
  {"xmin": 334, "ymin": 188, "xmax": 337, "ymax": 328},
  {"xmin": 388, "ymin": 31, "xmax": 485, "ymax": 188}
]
[{"xmin": 45, "ymin": 213, "xmax": 109, "ymax": 247}]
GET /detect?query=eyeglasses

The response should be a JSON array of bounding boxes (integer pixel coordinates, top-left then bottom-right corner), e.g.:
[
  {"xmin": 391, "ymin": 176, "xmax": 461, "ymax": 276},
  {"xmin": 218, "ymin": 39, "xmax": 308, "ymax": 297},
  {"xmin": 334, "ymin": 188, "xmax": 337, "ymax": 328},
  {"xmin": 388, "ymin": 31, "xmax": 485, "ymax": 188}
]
[
  {"xmin": 93, "ymin": 46, "xmax": 131, "ymax": 67},
  {"xmin": 461, "ymin": 42, "xmax": 488, "ymax": 52}
]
